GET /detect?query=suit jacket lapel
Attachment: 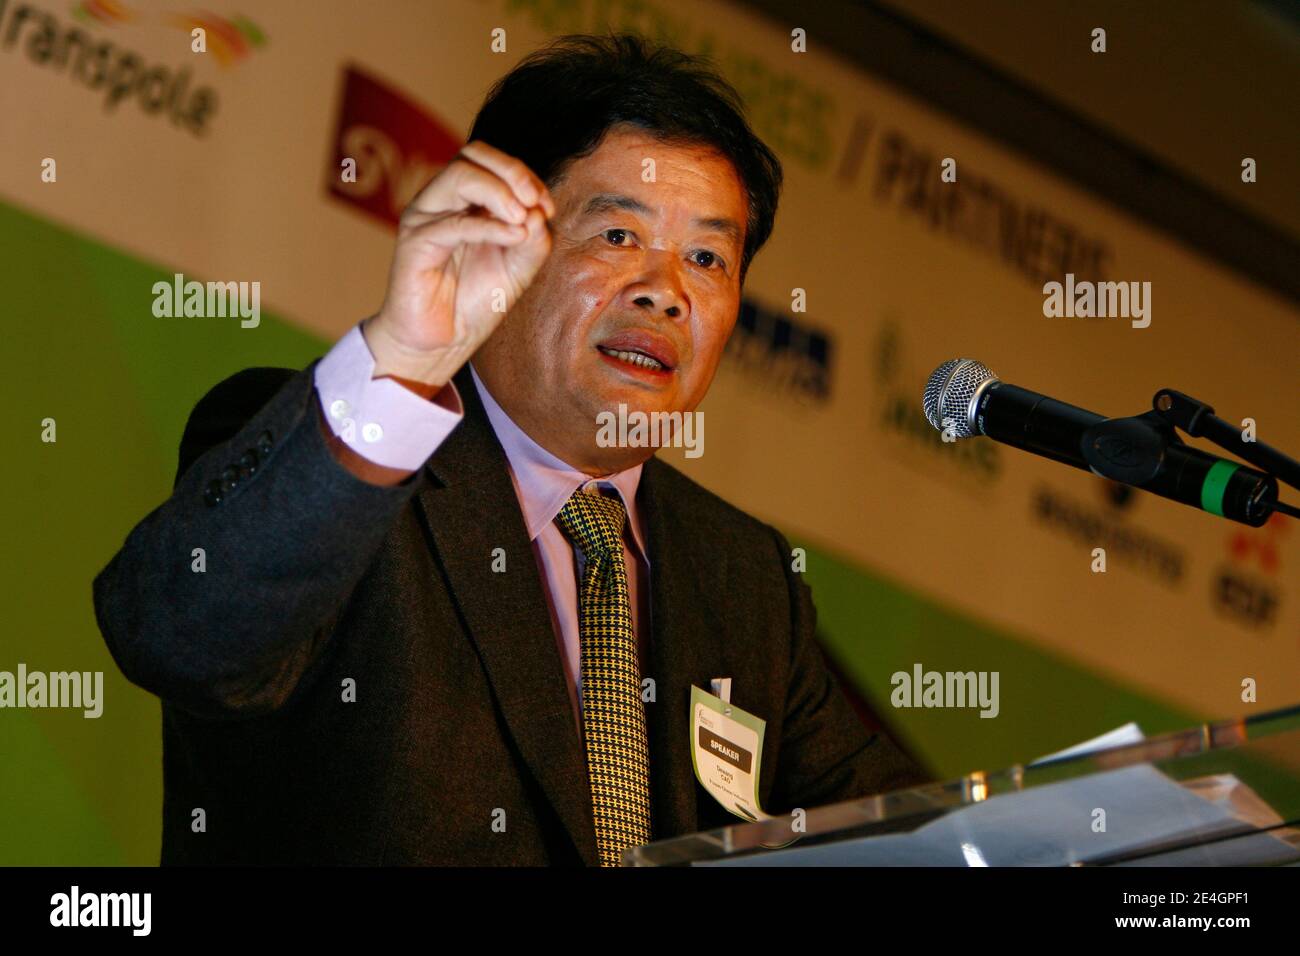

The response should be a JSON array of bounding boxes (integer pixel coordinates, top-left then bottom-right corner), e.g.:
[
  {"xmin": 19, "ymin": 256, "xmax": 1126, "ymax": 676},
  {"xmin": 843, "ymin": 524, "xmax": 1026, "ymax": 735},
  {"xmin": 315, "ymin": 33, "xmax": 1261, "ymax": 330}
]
[
  {"xmin": 639, "ymin": 458, "xmax": 726, "ymax": 842},
  {"xmin": 414, "ymin": 366, "xmax": 598, "ymax": 866}
]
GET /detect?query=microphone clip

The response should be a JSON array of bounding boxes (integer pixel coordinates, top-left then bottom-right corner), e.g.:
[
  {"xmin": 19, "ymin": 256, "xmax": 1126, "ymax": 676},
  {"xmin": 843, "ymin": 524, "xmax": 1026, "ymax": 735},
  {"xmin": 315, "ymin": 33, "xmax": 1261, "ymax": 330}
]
[{"xmin": 1080, "ymin": 411, "xmax": 1182, "ymax": 486}]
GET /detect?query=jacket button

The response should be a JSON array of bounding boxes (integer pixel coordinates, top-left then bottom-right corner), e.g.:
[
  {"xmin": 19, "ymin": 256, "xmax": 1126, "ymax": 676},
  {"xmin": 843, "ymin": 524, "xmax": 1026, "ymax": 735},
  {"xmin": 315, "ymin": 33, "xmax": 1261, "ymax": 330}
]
[
  {"xmin": 238, "ymin": 448, "xmax": 259, "ymax": 474},
  {"xmin": 256, "ymin": 430, "xmax": 273, "ymax": 456},
  {"xmin": 204, "ymin": 479, "xmax": 224, "ymax": 507}
]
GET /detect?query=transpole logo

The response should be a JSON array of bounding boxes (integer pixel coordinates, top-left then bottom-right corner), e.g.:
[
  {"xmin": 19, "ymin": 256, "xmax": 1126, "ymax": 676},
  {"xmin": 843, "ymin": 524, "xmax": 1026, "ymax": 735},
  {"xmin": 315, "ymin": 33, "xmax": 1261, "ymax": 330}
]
[
  {"xmin": 165, "ymin": 10, "xmax": 266, "ymax": 67},
  {"xmin": 326, "ymin": 63, "xmax": 464, "ymax": 228},
  {"xmin": 72, "ymin": 0, "xmax": 133, "ymax": 24},
  {"xmin": 72, "ymin": 0, "xmax": 269, "ymax": 67},
  {"xmin": 0, "ymin": 0, "xmax": 268, "ymax": 136}
]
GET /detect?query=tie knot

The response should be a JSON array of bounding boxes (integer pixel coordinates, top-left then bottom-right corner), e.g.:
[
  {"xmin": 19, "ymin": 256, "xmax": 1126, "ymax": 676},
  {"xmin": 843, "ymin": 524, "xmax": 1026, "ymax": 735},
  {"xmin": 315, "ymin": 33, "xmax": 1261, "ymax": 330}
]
[{"xmin": 556, "ymin": 488, "xmax": 626, "ymax": 558}]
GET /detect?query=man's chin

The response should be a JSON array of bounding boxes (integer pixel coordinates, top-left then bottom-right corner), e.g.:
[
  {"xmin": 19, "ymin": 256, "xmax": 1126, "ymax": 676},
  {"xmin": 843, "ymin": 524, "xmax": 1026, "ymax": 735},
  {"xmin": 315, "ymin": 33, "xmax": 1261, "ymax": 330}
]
[
  {"xmin": 579, "ymin": 372, "xmax": 682, "ymax": 417},
  {"xmin": 587, "ymin": 393, "xmax": 685, "ymax": 423},
  {"xmin": 570, "ymin": 389, "xmax": 689, "ymax": 469},
  {"xmin": 589, "ymin": 442, "xmax": 659, "ymax": 474}
]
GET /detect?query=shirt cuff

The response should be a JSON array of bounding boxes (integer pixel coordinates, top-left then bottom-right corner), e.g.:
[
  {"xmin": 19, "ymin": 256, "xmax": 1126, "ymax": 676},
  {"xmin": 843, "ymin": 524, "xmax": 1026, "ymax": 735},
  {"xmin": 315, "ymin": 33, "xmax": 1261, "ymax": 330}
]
[{"xmin": 313, "ymin": 323, "xmax": 463, "ymax": 470}]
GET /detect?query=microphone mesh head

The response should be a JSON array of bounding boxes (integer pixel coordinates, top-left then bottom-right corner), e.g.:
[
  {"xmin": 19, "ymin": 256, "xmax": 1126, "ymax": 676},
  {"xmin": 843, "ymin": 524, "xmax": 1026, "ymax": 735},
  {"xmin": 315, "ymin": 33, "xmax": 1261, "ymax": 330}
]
[{"xmin": 923, "ymin": 359, "xmax": 997, "ymax": 438}]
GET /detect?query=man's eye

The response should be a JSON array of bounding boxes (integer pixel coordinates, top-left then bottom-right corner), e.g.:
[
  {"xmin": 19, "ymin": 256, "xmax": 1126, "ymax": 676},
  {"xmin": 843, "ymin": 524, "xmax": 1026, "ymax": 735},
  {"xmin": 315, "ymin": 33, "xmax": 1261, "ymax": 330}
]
[
  {"xmin": 692, "ymin": 250, "xmax": 721, "ymax": 270},
  {"xmin": 603, "ymin": 229, "xmax": 630, "ymax": 246}
]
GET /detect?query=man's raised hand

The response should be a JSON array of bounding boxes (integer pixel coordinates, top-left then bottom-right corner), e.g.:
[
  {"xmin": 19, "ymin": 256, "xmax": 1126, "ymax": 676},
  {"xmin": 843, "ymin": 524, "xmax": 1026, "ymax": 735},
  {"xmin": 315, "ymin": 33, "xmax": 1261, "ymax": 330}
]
[{"xmin": 363, "ymin": 141, "xmax": 556, "ymax": 388}]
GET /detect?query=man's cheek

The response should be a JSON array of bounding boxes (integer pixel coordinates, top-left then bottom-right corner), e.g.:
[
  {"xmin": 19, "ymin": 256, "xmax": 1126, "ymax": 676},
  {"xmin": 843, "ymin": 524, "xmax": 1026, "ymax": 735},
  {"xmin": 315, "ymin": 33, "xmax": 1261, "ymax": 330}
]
[
  {"xmin": 559, "ymin": 258, "xmax": 618, "ymax": 311},
  {"xmin": 694, "ymin": 319, "xmax": 732, "ymax": 369}
]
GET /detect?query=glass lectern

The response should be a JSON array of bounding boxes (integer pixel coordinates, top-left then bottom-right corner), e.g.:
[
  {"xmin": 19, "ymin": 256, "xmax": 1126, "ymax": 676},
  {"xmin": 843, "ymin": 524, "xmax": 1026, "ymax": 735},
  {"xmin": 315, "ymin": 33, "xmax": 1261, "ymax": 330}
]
[{"xmin": 626, "ymin": 704, "xmax": 1300, "ymax": 866}]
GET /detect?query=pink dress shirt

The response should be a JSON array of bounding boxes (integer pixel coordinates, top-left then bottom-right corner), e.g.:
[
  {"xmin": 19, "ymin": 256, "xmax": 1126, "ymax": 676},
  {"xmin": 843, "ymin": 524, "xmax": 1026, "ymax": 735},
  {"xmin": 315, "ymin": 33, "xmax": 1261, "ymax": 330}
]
[{"xmin": 314, "ymin": 323, "xmax": 652, "ymax": 732}]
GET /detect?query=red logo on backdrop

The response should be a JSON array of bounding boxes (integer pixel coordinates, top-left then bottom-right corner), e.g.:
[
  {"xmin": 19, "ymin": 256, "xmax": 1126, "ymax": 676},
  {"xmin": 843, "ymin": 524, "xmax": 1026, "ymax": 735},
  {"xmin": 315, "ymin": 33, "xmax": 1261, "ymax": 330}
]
[
  {"xmin": 1228, "ymin": 513, "xmax": 1289, "ymax": 575},
  {"xmin": 326, "ymin": 64, "xmax": 462, "ymax": 227}
]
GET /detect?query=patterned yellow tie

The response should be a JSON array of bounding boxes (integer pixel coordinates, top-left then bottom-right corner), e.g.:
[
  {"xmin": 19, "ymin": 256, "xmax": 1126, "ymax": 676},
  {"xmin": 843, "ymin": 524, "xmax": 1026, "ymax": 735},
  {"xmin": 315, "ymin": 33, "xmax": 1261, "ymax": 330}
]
[{"xmin": 556, "ymin": 488, "xmax": 652, "ymax": 867}]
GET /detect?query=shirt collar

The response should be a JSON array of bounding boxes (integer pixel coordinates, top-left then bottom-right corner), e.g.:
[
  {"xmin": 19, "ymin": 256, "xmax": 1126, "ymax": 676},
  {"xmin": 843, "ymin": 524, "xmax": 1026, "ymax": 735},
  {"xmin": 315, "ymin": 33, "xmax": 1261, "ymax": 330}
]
[{"xmin": 469, "ymin": 363, "xmax": 647, "ymax": 558}]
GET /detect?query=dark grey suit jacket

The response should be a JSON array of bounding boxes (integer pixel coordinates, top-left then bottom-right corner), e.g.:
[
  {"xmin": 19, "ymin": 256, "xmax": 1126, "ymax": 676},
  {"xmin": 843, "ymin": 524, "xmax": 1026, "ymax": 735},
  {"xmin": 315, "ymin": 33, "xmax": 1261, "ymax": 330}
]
[{"xmin": 92, "ymin": 359, "xmax": 928, "ymax": 865}]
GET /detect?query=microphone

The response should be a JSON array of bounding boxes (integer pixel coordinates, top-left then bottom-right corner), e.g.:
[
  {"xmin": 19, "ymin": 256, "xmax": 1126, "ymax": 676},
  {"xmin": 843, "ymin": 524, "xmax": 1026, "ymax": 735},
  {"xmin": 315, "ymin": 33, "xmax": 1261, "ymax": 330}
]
[{"xmin": 922, "ymin": 359, "xmax": 1279, "ymax": 526}]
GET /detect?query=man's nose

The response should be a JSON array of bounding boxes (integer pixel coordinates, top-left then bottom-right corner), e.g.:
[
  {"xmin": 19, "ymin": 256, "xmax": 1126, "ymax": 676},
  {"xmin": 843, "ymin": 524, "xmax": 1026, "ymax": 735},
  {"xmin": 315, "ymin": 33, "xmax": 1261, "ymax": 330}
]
[
  {"xmin": 627, "ymin": 252, "xmax": 687, "ymax": 319},
  {"xmin": 631, "ymin": 294, "xmax": 681, "ymax": 318}
]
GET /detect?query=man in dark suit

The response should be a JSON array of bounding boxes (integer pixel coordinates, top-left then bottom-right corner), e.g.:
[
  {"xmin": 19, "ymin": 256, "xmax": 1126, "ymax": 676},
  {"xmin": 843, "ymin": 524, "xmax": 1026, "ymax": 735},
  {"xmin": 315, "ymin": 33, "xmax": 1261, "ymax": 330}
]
[{"xmin": 93, "ymin": 34, "xmax": 928, "ymax": 866}]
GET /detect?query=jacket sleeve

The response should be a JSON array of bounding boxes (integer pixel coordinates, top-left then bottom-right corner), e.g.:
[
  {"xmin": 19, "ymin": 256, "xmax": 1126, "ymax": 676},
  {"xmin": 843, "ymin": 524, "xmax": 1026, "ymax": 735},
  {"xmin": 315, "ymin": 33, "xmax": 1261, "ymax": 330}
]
[
  {"xmin": 766, "ymin": 526, "xmax": 932, "ymax": 814},
  {"xmin": 91, "ymin": 361, "xmax": 428, "ymax": 719}
]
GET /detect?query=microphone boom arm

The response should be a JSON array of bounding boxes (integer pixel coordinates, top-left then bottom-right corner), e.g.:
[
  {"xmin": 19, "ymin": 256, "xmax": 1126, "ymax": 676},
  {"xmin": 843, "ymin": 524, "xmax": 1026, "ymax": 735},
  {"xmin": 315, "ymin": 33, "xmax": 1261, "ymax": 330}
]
[{"xmin": 1151, "ymin": 389, "xmax": 1300, "ymax": 494}]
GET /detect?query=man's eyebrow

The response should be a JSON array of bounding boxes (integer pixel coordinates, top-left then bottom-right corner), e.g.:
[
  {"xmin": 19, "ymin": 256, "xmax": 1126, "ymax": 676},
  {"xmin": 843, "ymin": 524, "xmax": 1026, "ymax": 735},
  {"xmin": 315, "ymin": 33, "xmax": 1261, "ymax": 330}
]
[
  {"xmin": 581, "ymin": 193, "xmax": 744, "ymax": 247},
  {"xmin": 581, "ymin": 193, "xmax": 653, "ymax": 218},
  {"xmin": 693, "ymin": 216, "xmax": 743, "ymax": 246}
]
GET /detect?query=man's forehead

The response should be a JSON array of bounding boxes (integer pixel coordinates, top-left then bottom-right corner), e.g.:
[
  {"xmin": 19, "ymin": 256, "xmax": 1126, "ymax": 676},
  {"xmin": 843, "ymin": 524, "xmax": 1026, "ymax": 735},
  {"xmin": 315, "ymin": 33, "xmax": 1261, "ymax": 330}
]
[{"xmin": 559, "ymin": 130, "xmax": 746, "ymax": 206}]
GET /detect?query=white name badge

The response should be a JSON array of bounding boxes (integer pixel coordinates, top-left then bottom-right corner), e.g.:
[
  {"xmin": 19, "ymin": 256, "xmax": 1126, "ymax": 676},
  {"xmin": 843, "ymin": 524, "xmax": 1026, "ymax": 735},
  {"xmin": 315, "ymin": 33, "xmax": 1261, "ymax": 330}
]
[{"xmin": 690, "ymin": 684, "xmax": 772, "ymax": 822}]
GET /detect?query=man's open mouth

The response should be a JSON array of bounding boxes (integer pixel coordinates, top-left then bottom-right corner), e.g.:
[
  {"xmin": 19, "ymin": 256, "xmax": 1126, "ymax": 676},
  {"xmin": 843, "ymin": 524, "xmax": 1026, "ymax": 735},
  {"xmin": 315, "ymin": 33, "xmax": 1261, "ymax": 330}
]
[
  {"xmin": 594, "ymin": 329, "xmax": 679, "ymax": 375},
  {"xmin": 597, "ymin": 345, "xmax": 670, "ymax": 372}
]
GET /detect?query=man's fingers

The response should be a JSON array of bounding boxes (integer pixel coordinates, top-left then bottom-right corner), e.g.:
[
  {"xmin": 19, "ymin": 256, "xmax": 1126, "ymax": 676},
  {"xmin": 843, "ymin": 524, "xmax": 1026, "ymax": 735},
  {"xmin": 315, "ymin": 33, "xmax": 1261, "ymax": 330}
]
[
  {"xmin": 402, "ymin": 211, "xmax": 528, "ymax": 253},
  {"xmin": 503, "ymin": 207, "xmax": 553, "ymax": 285},
  {"xmin": 460, "ymin": 141, "xmax": 556, "ymax": 219},
  {"xmin": 406, "ymin": 161, "xmax": 529, "ymax": 225},
  {"xmin": 404, "ymin": 143, "xmax": 556, "ymax": 224}
]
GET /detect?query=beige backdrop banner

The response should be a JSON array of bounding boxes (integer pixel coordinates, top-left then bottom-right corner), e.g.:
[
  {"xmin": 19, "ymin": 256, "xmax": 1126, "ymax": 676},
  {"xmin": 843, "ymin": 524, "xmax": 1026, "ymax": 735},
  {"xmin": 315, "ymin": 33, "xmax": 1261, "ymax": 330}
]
[{"xmin": 3, "ymin": 0, "xmax": 1295, "ymax": 723}]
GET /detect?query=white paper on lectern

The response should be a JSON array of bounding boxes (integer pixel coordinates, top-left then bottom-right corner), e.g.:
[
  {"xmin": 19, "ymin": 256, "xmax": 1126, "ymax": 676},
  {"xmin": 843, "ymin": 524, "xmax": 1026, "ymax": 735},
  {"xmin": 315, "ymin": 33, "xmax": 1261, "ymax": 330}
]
[
  {"xmin": 1031, "ymin": 722, "xmax": 1144, "ymax": 765},
  {"xmin": 703, "ymin": 764, "xmax": 1292, "ymax": 867}
]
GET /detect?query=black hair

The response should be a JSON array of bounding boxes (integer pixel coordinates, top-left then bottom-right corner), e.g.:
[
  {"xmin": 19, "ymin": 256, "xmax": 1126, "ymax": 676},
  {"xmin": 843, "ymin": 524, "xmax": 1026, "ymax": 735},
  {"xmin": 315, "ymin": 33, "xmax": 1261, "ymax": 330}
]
[{"xmin": 467, "ymin": 33, "xmax": 782, "ymax": 281}]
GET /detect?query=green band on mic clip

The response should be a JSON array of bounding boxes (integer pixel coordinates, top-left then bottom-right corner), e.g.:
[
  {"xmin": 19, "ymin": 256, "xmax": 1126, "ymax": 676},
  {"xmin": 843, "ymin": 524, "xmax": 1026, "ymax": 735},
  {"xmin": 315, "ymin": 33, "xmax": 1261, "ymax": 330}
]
[{"xmin": 1201, "ymin": 460, "xmax": 1240, "ymax": 516}]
